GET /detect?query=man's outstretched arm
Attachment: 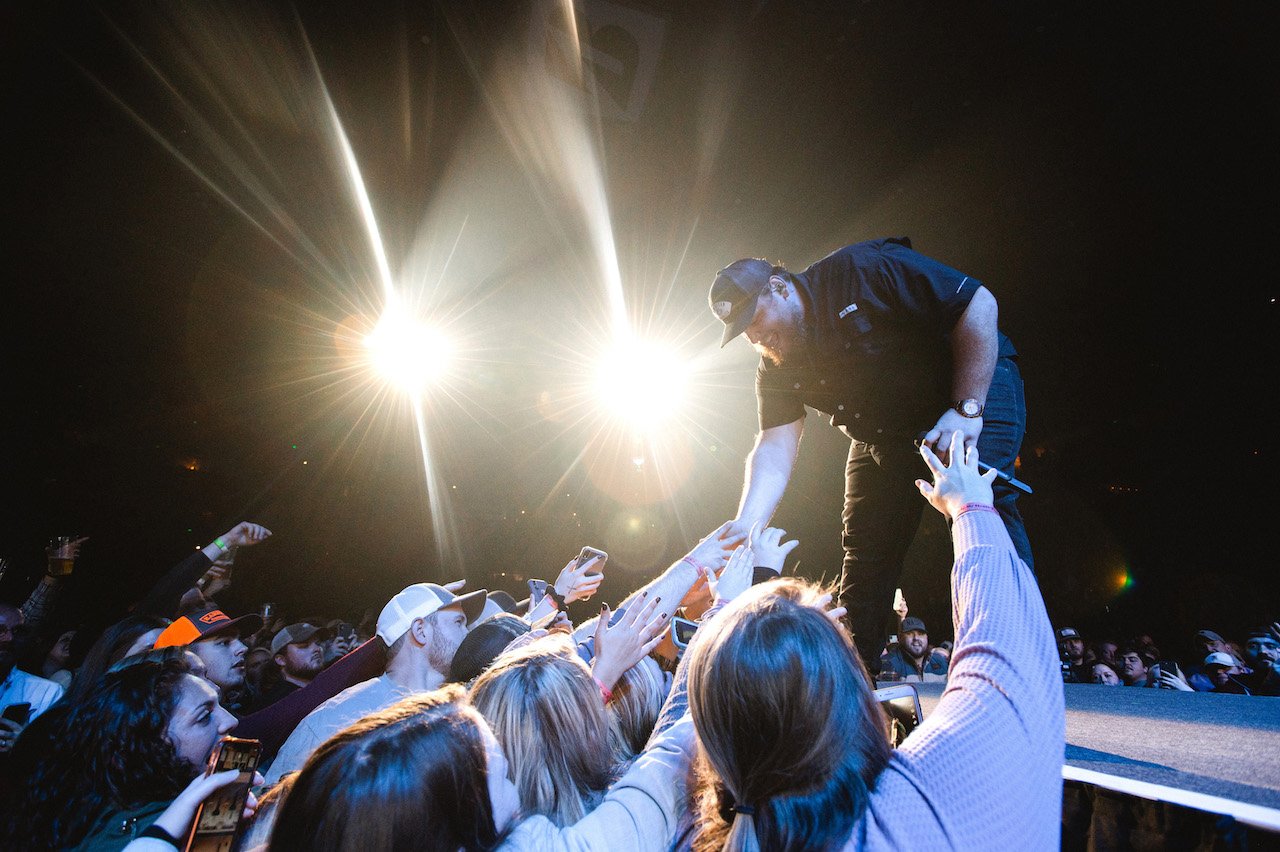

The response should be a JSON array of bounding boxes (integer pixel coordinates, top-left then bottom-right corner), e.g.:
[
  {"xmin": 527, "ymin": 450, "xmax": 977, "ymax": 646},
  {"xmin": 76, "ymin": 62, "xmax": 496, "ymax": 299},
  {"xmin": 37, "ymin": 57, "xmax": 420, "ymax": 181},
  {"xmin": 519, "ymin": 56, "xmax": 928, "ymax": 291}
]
[
  {"xmin": 922, "ymin": 285, "xmax": 998, "ymax": 456},
  {"xmin": 726, "ymin": 417, "xmax": 804, "ymax": 542}
]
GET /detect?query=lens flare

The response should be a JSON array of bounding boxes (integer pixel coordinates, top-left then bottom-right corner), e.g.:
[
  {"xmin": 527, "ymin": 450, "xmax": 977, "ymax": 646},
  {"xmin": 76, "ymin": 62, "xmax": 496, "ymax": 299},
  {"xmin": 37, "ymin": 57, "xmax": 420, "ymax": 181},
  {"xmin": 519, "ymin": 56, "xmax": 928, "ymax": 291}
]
[
  {"xmin": 593, "ymin": 338, "xmax": 690, "ymax": 431},
  {"xmin": 363, "ymin": 304, "xmax": 454, "ymax": 394}
]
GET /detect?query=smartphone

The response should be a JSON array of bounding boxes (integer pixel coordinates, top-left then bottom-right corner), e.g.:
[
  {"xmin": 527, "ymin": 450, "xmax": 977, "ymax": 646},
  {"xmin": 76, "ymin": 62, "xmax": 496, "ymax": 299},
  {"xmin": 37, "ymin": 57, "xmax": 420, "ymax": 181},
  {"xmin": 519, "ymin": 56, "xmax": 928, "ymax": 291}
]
[
  {"xmin": 2, "ymin": 702, "xmax": 32, "ymax": 726},
  {"xmin": 670, "ymin": 616, "xmax": 699, "ymax": 650},
  {"xmin": 874, "ymin": 684, "xmax": 922, "ymax": 748},
  {"xmin": 184, "ymin": 737, "xmax": 261, "ymax": 852},
  {"xmin": 574, "ymin": 546, "xmax": 608, "ymax": 576},
  {"xmin": 1155, "ymin": 660, "xmax": 1182, "ymax": 685}
]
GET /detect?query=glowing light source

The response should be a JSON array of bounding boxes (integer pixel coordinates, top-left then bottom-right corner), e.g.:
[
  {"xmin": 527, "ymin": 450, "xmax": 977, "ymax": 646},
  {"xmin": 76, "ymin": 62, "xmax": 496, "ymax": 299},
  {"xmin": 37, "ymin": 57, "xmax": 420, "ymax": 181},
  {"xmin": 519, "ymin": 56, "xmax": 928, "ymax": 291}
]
[
  {"xmin": 363, "ymin": 305, "xmax": 454, "ymax": 394},
  {"xmin": 593, "ymin": 339, "xmax": 690, "ymax": 431}
]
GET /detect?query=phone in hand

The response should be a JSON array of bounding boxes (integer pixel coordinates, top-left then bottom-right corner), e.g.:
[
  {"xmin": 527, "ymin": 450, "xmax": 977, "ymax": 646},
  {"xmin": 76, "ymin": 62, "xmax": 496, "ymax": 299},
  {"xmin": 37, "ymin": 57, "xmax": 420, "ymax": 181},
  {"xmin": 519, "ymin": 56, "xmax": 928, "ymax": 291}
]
[
  {"xmin": 2, "ymin": 703, "xmax": 32, "ymax": 727},
  {"xmin": 874, "ymin": 684, "xmax": 922, "ymax": 748},
  {"xmin": 670, "ymin": 616, "xmax": 699, "ymax": 650},
  {"xmin": 574, "ymin": 546, "xmax": 608, "ymax": 576},
  {"xmin": 184, "ymin": 737, "xmax": 261, "ymax": 852},
  {"xmin": 1155, "ymin": 660, "xmax": 1183, "ymax": 685}
]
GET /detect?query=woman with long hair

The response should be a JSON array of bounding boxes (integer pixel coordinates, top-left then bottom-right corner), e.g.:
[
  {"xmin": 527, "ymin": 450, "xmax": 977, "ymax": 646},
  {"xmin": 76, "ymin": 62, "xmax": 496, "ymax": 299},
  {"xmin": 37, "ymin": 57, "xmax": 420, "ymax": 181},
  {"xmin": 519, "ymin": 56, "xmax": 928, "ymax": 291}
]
[
  {"xmin": 686, "ymin": 580, "xmax": 890, "ymax": 851},
  {"xmin": 266, "ymin": 595, "xmax": 695, "ymax": 851},
  {"xmin": 606, "ymin": 655, "xmax": 669, "ymax": 766},
  {"xmin": 62, "ymin": 613, "xmax": 170, "ymax": 706},
  {"xmin": 684, "ymin": 434, "xmax": 1064, "ymax": 850},
  {"xmin": 269, "ymin": 685, "xmax": 508, "ymax": 851},
  {"xmin": 470, "ymin": 637, "xmax": 615, "ymax": 826},
  {"xmin": 2, "ymin": 655, "xmax": 236, "ymax": 851}
]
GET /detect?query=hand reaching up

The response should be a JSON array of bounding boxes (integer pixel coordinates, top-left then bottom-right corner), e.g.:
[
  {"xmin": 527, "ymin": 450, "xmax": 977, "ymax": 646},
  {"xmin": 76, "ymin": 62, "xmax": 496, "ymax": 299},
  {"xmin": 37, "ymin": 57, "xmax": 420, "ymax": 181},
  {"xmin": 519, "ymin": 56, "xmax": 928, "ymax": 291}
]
[
  {"xmin": 591, "ymin": 595, "xmax": 669, "ymax": 692},
  {"xmin": 707, "ymin": 544, "xmax": 754, "ymax": 605},
  {"xmin": 915, "ymin": 431, "xmax": 997, "ymax": 521}
]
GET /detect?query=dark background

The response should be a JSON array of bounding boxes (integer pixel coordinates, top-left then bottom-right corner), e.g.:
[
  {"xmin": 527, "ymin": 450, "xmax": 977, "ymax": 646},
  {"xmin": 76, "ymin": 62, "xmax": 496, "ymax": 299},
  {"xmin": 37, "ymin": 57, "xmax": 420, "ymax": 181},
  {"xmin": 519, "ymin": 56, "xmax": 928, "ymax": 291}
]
[{"xmin": 2, "ymin": 1, "xmax": 1276, "ymax": 656}]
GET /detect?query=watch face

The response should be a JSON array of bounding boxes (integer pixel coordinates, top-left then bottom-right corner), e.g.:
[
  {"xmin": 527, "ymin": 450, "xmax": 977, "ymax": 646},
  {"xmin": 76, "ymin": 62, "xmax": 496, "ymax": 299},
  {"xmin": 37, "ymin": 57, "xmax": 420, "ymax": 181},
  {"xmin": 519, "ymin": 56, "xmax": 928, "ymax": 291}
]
[{"xmin": 958, "ymin": 399, "xmax": 982, "ymax": 417}]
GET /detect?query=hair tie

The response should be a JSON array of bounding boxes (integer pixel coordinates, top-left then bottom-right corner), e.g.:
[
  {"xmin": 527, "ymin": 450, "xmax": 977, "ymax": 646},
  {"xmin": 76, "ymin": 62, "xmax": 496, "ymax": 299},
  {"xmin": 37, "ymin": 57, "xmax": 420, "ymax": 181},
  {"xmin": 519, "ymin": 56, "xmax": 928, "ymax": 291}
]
[{"xmin": 732, "ymin": 804, "xmax": 755, "ymax": 817}]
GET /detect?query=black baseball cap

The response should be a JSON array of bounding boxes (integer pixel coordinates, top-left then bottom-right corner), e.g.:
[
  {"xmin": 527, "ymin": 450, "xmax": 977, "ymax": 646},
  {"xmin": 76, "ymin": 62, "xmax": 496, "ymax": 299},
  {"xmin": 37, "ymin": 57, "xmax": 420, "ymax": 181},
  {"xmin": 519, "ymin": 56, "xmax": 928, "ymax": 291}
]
[{"xmin": 709, "ymin": 259, "xmax": 778, "ymax": 347}]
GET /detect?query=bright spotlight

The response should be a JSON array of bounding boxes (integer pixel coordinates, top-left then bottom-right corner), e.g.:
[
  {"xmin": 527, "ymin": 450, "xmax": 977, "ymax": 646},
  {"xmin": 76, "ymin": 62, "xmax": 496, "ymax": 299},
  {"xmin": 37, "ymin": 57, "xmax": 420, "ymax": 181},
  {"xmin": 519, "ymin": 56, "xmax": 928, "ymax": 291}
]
[
  {"xmin": 363, "ymin": 307, "xmax": 453, "ymax": 394},
  {"xmin": 594, "ymin": 339, "xmax": 689, "ymax": 430}
]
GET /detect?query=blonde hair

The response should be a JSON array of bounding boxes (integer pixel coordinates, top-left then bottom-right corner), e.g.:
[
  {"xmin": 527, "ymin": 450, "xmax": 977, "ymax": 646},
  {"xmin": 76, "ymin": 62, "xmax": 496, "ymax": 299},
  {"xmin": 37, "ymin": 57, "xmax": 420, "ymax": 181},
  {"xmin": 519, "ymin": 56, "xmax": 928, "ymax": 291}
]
[
  {"xmin": 470, "ymin": 636, "xmax": 614, "ymax": 826},
  {"xmin": 606, "ymin": 655, "xmax": 668, "ymax": 765}
]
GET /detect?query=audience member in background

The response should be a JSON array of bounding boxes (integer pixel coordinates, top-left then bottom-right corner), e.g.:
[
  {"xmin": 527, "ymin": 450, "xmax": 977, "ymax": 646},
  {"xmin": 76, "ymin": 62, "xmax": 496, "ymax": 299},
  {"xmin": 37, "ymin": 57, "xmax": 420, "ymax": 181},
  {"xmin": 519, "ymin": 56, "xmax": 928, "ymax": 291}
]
[
  {"xmin": 1093, "ymin": 639, "xmax": 1119, "ymax": 672},
  {"xmin": 1240, "ymin": 625, "xmax": 1280, "ymax": 696},
  {"xmin": 1183, "ymin": 629, "xmax": 1232, "ymax": 691},
  {"xmin": 62, "ymin": 615, "xmax": 171, "ymax": 707},
  {"xmin": 1056, "ymin": 627, "xmax": 1091, "ymax": 682},
  {"xmin": 18, "ymin": 626, "xmax": 79, "ymax": 689},
  {"xmin": 322, "ymin": 621, "xmax": 357, "ymax": 667},
  {"xmin": 0, "ymin": 613, "xmax": 64, "ymax": 755},
  {"xmin": 249, "ymin": 622, "xmax": 331, "ymax": 711},
  {"xmin": 152, "ymin": 605, "xmax": 262, "ymax": 713},
  {"xmin": 0, "ymin": 603, "xmax": 25, "ymax": 662},
  {"xmin": 1118, "ymin": 645, "xmax": 1154, "ymax": 687},
  {"xmin": 243, "ymin": 645, "xmax": 278, "ymax": 700},
  {"xmin": 1, "ymin": 656, "xmax": 237, "ymax": 850},
  {"xmin": 683, "ymin": 435, "xmax": 1063, "ymax": 850},
  {"xmin": 1091, "ymin": 663, "xmax": 1122, "ymax": 685},
  {"xmin": 880, "ymin": 616, "xmax": 949, "ymax": 682},
  {"xmin": 1133, "ymin": 633, "xmax": 1161, "ymax": 663},
  {"xmin": 470, "ymin": 597, "xmax": 669, "ymax": 828},
  {"xmin": 1201, "ymin": 652, "xmax": 1251, "ymax": 694},
  {"xmin": 264, "ymin": 582, "xmax": 487, "ymax": 784}
]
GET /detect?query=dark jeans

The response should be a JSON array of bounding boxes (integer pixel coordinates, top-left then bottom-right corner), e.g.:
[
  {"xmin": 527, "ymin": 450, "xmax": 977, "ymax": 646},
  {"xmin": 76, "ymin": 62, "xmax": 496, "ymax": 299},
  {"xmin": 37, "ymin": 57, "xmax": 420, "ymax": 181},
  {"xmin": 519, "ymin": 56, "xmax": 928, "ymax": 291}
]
[{"xmin": 840, "ymin": 356, "xmax": 1031, "ymax": 671}]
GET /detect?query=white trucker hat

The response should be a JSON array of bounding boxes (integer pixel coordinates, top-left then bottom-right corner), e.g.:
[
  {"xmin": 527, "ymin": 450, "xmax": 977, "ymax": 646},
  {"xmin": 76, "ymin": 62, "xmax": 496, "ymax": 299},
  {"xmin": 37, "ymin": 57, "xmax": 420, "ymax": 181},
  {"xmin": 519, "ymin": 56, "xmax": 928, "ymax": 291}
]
[{"xmin": 376, "ymin": 583, "xmax": 487, "ymax": 645}]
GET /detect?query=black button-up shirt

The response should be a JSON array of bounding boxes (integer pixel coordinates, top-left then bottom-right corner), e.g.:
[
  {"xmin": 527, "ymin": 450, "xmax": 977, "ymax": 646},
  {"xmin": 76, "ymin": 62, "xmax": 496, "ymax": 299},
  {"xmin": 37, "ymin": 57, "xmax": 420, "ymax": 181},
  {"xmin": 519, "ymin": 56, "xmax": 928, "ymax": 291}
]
[{"xmin": 756, "ymin": 237, "xmax": 1016, "ymax": 443}]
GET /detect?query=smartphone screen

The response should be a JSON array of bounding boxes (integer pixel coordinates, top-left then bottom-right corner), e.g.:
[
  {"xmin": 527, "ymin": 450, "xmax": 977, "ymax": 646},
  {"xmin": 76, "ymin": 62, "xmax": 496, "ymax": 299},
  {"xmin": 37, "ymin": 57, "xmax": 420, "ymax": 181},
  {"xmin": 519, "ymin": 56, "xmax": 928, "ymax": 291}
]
[
  {"xmin": 874, "ymin": 685, "xmax": 922, "ymax": 748},
  {"xmin": 185, "ymin": 737, "xmax": 261, "ymax": 852},
  {"xmin": 670, "ymin": 617, "xmax": 698, "ymax": 649}
]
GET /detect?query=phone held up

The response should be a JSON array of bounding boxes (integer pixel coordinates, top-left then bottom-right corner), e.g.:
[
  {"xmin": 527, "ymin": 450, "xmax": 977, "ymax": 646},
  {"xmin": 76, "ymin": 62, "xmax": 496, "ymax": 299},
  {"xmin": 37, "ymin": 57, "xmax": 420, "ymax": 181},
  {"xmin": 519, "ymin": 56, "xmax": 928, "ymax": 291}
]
[
  {"xmin": 873, "ymin": 684, "xmax": 923, "ymax": 748},
  {"xmin": 184, "ymin": 736, "xmax": 261, "ymax": 852},
  {"xmin": 574, "ymin": 546, "xmax": 608, "ymax": 576}
]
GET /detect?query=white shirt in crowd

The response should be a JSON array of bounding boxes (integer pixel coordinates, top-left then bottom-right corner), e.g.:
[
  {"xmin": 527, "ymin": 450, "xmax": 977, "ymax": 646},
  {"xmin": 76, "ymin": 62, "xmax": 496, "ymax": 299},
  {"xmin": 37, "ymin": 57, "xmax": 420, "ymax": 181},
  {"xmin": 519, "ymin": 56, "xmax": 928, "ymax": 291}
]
[
  {"xmin": 264, "ymin": 673, "xmax": 418, "ymax": 785},
  {"xmin": 0, "ymin": 667, "xmax": 64, "ymax": 720}
]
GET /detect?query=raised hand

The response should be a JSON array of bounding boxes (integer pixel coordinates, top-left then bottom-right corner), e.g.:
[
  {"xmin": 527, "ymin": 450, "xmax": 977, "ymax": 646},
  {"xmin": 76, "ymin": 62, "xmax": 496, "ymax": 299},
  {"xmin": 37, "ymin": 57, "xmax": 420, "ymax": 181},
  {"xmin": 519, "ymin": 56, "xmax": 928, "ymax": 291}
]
[
  {"xmin": 220, "ymin": 522, "xmax": 273, "ymax": 549},
  {"xmin": 915, "ymin": 431, "xmax": 997, "ymax": 520},
  {"xmin": 707, "ymin": 543, "xmax": 755, "ymax": 605},
  {"xmin": 554, "ymin": 555, "xmax": 605, "ymax": 604},
  {"xmin": 686, "ymin": 521, "xmax": 738, "ymax": 574},
  {"xmin": 749, "ymin": 525, "xmax": 799, "ymax": 573},
  {"xmin": 591, "ymin": 594, "xmax": 669, "ymax": 692}
]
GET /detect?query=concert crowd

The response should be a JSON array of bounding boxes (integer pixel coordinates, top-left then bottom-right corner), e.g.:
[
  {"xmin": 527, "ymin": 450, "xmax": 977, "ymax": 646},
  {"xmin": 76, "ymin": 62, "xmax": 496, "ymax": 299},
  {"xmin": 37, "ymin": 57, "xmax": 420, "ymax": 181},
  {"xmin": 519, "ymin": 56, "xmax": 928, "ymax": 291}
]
[{"xmin": 0, "ymin": 441, "xmax": 1276, "ymax": 850}]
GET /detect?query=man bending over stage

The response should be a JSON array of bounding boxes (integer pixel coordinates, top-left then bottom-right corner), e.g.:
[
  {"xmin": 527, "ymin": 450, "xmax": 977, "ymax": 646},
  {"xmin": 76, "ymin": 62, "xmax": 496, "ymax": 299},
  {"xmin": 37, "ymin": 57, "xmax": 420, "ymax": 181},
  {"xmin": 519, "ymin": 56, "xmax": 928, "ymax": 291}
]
[{"xmin": 709, "ymin": 237, "xmax": 1031, "ymax": 669}]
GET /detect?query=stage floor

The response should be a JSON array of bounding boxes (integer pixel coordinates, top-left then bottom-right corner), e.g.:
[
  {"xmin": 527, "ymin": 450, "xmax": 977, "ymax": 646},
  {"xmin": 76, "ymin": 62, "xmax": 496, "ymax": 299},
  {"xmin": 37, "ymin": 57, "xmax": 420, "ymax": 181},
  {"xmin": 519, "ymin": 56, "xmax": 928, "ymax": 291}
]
[{"xmin": 907, "ymin": 682, "xmax": 1280, "ymax": 813}]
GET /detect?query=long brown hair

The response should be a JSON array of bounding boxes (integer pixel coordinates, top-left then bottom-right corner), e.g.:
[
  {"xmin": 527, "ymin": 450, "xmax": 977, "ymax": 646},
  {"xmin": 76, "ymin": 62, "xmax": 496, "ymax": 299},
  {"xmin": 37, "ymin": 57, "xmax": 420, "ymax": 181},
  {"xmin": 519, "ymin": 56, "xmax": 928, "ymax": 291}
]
[
  {"xmin": 470, "ymin": 637, "xmax": 614, "ymax": 826},
  {"xmin": 269, "ymin": 685, "xmax": 502, "ymax": 851},
  {"xmin": 687, "ymin": 579, "xmax": 891, "ymax": 852}
]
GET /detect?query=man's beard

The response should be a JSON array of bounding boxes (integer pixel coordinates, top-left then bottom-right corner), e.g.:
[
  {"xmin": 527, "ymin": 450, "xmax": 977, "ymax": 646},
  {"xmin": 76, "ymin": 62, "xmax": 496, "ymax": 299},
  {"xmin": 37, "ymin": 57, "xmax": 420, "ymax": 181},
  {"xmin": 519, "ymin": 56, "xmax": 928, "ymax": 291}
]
[
  {"xmin": 761, "ymin": 314, "xmax": 810, "ymax": 366},
  {"xmin": 427, "ymin": 632, "xmax": 458, "ymax": 674}
]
